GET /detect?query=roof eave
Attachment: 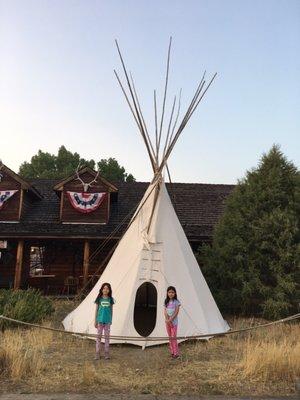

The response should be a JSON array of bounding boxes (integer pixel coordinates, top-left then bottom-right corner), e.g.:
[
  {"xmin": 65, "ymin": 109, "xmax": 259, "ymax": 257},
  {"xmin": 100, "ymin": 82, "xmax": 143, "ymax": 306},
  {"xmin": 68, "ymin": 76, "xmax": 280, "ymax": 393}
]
[
  {"xmin": 0, "ymin": 164, "xmax": 43, "ymax": 199},
  {"xmin": 53, "ymin": 166, "xmax": 118, "ymax": 192}
]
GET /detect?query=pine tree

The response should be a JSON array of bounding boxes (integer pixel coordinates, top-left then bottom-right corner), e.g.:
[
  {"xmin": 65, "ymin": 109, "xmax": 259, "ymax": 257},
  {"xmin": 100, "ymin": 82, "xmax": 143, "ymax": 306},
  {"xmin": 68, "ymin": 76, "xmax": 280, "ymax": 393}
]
[{"xmin": 201, "ymin": 145, "xmax": 300, "ymax": 319}]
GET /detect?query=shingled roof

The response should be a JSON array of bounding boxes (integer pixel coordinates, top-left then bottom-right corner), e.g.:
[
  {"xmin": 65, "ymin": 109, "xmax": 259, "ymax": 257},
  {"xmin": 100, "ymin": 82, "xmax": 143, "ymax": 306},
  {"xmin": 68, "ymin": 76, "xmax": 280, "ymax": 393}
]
[{"xmin": 0, "ymin": 179, "xmax": 235, "ymax": 241}]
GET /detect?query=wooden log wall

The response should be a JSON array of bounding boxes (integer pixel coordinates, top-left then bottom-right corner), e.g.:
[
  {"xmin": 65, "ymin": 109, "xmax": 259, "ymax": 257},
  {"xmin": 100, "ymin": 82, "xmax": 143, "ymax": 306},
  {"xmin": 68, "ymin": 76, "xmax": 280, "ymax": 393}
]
[
  {"xmin": 22, "ymin": 239, "xmax": 117, "ymax": 294},
  {"xmin": 0, "ymin": 240, "xmax": 17, "ymax": 288},
  {"xmin": 0, "ymin": 173, "xmax": 21, "ymax": 221},
  {"xmin": 0, "ymin": 237, "xmax": 203, "ymax": 294}
]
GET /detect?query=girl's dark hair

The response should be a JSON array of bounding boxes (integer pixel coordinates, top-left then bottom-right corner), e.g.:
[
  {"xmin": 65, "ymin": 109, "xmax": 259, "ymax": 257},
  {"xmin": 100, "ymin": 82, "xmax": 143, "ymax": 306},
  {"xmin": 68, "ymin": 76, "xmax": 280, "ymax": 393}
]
[
  {"xmin": 164, "ymin": 286, "xmax": 178, "ymax": 306},
  {"xmin": 95, "ymin": 282, "xmax": 112, "ymax": 303}
]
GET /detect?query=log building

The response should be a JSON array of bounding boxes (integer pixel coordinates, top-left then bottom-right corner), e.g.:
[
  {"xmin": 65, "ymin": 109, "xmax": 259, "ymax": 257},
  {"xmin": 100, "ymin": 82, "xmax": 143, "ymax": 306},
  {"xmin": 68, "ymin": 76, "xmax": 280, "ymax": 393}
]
[{"xmin": 0, "ymin": 163, "xmax": 234, "ymax": 295}]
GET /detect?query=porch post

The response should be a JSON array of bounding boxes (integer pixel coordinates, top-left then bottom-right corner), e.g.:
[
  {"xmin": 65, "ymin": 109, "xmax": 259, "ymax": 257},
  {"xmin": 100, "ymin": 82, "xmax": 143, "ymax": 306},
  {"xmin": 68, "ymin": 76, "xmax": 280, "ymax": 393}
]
[
  {"xmin": 14, "ymin": 239, "xmax": 24, "ymax": 289},
  {"xmin": 83, "ymin": 240, "xmax": 90, "ymax": 286}
]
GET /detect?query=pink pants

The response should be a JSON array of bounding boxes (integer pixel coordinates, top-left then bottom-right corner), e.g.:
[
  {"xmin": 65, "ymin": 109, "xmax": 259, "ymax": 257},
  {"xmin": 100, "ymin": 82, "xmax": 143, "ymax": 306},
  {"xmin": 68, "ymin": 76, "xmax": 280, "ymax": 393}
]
[
  {"xmin": 96, "ymin": 323, "xmax": 110, "ymax": 354},
  {"xmin": 166, "ymin": 322, "xmax": 179, "ymax": 356}
]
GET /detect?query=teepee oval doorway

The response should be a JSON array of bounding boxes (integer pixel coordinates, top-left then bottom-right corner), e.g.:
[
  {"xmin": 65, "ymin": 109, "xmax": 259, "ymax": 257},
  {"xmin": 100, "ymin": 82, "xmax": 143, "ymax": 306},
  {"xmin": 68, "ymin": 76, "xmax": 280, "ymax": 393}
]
[{"xmin": 134, "ymin": 282, "xmax": 157, "ymax": 337}]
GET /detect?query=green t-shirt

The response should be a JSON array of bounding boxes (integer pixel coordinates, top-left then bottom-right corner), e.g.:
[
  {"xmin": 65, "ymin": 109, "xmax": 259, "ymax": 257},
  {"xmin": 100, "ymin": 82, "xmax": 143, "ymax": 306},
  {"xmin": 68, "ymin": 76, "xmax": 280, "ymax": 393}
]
[{"xmin": 95, "ymin": 296, "xmax": 114, "ymax": 324}]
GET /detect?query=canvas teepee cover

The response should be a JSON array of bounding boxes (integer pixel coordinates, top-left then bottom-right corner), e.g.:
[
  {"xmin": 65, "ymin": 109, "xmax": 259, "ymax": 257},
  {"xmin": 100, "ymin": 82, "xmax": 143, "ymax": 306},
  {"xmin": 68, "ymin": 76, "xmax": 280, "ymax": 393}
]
[{"xmin": 63, "ymin": 39, "xmax": 229, "ymax": 347}]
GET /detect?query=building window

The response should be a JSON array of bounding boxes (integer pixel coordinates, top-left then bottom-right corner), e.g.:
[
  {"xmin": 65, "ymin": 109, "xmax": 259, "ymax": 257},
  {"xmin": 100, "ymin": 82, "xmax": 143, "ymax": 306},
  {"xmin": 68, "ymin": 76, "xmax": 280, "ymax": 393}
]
[
  {"xmin": 0, "ymin": 241, "xmax": 10, "ymax": 265},
  {"xmin": 30, "ymin": 246, "xmax": 45, "ymax": 276}
]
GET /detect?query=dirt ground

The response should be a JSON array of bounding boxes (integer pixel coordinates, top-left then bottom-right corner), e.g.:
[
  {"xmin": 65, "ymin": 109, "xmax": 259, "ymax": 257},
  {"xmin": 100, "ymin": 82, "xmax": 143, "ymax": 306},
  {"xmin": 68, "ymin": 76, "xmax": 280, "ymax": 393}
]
[
  {"xmin": 0, "ymin": 394, "xmax": 297, "ymax": 400},
  {"xmin": 0, "ymin": 301, "xmax": 299, "ymax": 397}
]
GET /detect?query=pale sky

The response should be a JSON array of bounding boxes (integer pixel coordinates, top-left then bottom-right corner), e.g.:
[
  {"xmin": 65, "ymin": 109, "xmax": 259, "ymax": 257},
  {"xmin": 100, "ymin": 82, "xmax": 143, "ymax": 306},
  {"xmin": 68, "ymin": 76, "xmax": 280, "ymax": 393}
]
[{"xmin": 0, "ymin": 0, "xmax": 299, "ymax": 183}]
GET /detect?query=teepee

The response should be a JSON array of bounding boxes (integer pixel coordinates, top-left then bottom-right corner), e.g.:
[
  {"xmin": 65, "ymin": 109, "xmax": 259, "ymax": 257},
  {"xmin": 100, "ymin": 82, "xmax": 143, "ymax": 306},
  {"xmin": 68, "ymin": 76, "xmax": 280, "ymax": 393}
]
[{"xmin": 63, "ymin": 39, "xmax": 229, "ymax": 347}]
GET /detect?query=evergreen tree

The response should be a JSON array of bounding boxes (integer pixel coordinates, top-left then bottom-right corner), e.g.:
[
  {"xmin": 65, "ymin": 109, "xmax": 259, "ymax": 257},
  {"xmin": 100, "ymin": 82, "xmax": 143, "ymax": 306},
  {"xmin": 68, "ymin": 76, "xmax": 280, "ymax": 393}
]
[{"xmin": 201, "ymin": 145, "xmax": 300, "ymax": 319}]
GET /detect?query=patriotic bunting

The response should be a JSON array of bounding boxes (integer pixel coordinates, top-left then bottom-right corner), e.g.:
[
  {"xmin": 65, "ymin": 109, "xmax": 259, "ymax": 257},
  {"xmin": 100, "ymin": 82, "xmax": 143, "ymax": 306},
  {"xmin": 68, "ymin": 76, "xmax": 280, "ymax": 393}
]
[
  {"xmin": 67, "ymin": 191, "xmax": 106, "ymax": 214},
  {"xmin": 0, "ymin": 190, "xmax": 18, "ymax": 210}
]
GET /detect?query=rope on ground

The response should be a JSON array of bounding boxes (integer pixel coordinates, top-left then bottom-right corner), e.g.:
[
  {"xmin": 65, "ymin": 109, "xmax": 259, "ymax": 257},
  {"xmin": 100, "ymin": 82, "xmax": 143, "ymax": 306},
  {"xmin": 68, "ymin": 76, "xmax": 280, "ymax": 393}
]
[{"xmin": 0, "ymin": 313, "xmax": 299, "ymax": 342}]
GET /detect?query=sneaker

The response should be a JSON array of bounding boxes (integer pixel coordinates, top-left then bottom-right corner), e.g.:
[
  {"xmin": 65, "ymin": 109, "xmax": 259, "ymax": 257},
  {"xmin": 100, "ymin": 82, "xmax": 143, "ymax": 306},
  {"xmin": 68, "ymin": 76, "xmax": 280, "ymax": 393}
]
[
  {"xmin": 104, "ymin": 353, "xmax": 110, "ymax": 360},
  {"xmin": 94, "ymin": 353, "xmax": 100, "ymax": 360},
  {"xmin": 172, "ymin": 354, "xmax": 180, "ymax": 359}
]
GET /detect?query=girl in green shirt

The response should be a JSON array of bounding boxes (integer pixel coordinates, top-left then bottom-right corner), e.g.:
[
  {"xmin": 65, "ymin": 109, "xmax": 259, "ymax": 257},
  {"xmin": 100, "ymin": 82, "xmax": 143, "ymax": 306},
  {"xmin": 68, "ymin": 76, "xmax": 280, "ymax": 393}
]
[{"xmin": 94, "ymin": 282, "xmax": 114, "ymax": 360}]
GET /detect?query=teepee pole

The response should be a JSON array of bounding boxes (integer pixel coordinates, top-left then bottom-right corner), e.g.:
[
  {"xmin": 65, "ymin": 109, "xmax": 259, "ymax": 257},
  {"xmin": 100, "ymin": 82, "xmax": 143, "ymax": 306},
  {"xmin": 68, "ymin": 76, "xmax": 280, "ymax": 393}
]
[
  {"xmin": 158, "ymin": 75, "xmax": 206, "ymax": 173},
  {"xmin": 115, "ymin": 69, "xmax": 156, "ymax": 167},
  {"xmin": 154, "ymin": 90, "xmax": 159, "ymax": 164},
  {"xmin": 162, "ymin": 94, "xmax": 177, "ymax": 163},
  {"xmin": 115, "ymin": 40, "xmax": 157, "ymax": 172},
  {"xmin": 166, "ymin": 88, "xmax": 182, "ymax": 153},
  {"xmin": 115, "ymin": 38, "xmax": 216, "ymax": 180},
  {"xmin": 186, "ymin": 72, "xmax": 217, "ymax": 125},
  {"xmin": 158, "ymin": 72, "xmax": 216, "ymax": 175},
  {"xmin": 146, "ymin": 181, "xmax": 161, "ymax": 234},
  {"xmin": 157, "ymin": 36, "xmax": 172, "ymax": 162},
  {"xmin": 172, "ymin": 71, "xmax": 206, "ymax": 136},
  {"xmin": 130, "ymin": 72, "xmax": 156, "ymax": 161},
  {"xmin": 114, "ymin": 70, "xmax": 144, "ymax": 132},
  {"xmin": 168, "ymin": 72, "xmax": 206, "ymax": 149},
  {"xmin": 183, "ymin": 72, "xmax": 206, "ymax": 119}
]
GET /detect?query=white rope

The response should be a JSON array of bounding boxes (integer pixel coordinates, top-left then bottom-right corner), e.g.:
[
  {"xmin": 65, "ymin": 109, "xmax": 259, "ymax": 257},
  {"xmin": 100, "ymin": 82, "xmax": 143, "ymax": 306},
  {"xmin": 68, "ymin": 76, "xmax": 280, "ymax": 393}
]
[{"xmin": 0, "ymin": 313, "xmax": 299, "ymax": 342}]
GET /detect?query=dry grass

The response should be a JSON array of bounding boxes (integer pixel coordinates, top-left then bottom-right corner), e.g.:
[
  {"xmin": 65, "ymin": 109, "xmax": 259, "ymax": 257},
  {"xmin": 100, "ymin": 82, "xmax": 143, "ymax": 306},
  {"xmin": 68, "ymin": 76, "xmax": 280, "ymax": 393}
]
[
  {"xmin": 0, "ymin": 301, "xmax": 299, "ymax": 396},
  {"xmin": 0, "ymin": 324, "xmax": 53, "ymax": 382},
  {"xmin": 237, "ymin": 324, "xmax": 300, "ymax": 382}
]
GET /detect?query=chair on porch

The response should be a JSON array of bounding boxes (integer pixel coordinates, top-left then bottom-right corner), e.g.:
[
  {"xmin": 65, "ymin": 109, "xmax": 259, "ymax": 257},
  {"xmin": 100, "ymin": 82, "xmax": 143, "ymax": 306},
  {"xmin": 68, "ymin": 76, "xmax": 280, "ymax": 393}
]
[{"xmin": 61, "ymin": 276, "xmax": 79, "ymax": 297}]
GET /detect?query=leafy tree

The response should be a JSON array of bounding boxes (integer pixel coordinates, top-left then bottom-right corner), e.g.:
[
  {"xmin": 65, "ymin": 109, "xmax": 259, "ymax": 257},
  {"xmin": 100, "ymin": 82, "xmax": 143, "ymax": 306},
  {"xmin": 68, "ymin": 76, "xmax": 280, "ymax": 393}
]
[
  {"xmin": 97, "ymin": 158, "xmax": 135, "ymax": 182},
  {"xmin": 19, "ymin": 146, "xmax": 135, "ymax": 182},
  {"xmin": 19, "ymin": 146, "xmax": 94, "ymax": 179},
  {"xmin": 55, "ymin": 146, "xmax": 95, "ymax": 178},
  {"xmin": 19, "ymin": 150, "xmax": 57, "ymax": 179},
  {"xmin": 200, "ymin": 145, "xmax": 300, "ymax": 319}
]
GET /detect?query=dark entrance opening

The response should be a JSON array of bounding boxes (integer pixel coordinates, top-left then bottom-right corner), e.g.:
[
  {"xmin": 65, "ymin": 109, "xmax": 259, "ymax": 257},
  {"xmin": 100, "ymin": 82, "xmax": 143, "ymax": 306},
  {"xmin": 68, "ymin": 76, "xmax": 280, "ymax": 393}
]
[{"xmin": 134, "ymin": 282, "xmax": 157, "ymax": 337}]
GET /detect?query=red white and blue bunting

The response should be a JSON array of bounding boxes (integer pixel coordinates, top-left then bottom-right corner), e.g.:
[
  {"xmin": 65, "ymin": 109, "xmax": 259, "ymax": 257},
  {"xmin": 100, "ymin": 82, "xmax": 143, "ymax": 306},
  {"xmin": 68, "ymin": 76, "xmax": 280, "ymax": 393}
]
[
  {"xmin": 67, "ymin": 191, "xmax": 106, "ymax": 214},
  {"xmin": 0, "ymin": 190, "xmax": 18, "ymax": 210}
]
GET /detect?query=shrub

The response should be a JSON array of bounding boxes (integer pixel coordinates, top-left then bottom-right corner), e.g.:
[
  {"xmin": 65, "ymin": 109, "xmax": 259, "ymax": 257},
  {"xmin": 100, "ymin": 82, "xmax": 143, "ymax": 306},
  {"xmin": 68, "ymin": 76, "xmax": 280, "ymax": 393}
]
[{"xmin": 0, "ymin": 289, "xmax": 54, "ymax": 330}]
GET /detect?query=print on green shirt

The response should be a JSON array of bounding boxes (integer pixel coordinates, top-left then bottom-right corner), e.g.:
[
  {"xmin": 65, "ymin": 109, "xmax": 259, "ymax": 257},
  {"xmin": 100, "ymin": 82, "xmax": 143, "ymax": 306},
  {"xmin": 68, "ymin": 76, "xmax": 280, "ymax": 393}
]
[{"xmin": 96, "ymin": 297, "xmax": 114, "ymax": 324}]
